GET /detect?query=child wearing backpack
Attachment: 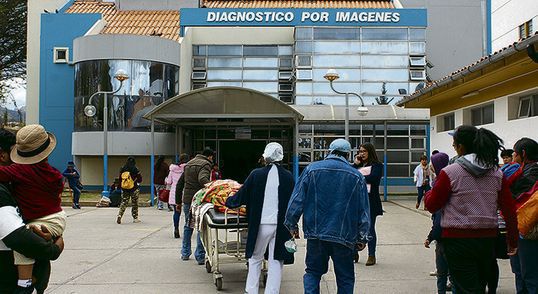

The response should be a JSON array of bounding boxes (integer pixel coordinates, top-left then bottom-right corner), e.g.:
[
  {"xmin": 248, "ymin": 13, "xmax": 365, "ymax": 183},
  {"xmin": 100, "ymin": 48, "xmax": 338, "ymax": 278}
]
[
  {"xmin": 117, "ymin": 156, "xmax": 143, "ymax": 224},
  {"xmin": 0, "ymin": 125, "xmax": 66, "ymax": 293}
]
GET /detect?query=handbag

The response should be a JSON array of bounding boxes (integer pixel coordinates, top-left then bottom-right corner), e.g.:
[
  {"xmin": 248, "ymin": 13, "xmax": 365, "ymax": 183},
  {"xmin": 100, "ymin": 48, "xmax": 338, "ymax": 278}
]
[{"xmin": 158, "ymin": 189, "xmax": 170, "ymax": 202}]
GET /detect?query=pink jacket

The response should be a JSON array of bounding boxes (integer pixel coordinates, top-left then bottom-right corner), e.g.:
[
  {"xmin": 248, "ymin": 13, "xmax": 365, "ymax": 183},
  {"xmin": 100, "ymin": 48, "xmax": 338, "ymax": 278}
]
[{"xmin": 165, "ymin": 163, "xmax": 185, "ymax": 206}]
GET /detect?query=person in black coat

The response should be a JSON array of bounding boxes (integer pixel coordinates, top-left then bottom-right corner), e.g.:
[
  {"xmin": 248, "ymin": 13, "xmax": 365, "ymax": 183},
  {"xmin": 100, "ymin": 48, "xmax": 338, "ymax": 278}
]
[
  {"xmin": 353, "ymin": 142, "xmax": 383, "ymax": 266},
  {"xmin": 226, "ymin": 142, "xmax": 295, "ymax": 294}
]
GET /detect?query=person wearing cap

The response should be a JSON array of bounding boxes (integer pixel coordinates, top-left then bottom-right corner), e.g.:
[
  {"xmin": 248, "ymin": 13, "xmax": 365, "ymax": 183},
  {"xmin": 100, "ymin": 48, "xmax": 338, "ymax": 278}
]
[
  {"xmin": 62, "ymin": 161, "xmax": 82, "ymax": 209},
  {"xmin": 285, "ymin": 139, "xmax": 371, "ymax": 294},
  {"xmin": 225, "ymin": 142, "xmax": 295, "ymax": 294},
  {"xmin": 0, "ymin": 124, "xmax": 66, "ymax": 293},
  {"xmin": 176, "ymin": 147, "xmax": 214, "ymax": 264}
]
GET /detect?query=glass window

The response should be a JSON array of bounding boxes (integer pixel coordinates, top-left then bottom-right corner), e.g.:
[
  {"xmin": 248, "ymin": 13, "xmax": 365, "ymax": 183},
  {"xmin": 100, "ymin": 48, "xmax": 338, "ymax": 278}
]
[
  {"xmin": 296, "ymin": 56, "xmax": 312, "ymax": 67},
  {"xmin": 243, "ymin": 58, "xmax": 279, "ymax": 68},
  {"xmin": 409, "ymin": 28, "xmax": 426, "ymax": 41},
  {"xmin": 193, "ymin": 57, "xmax": 206, "ymax": 68},
  {"xmin": 313, "ymin": 41, "xmax": 361, "ymax": 54},
  {"xmin": 362, "ymin": 28, "xmax": 408, "ymax": 40},
  {"xmin": 243, "ymin": 45, "xmax": 278, "ymax": 56},
  {"xmin": 361, "ymin": 42, "xmax": 408, "ymax": 54},
  {"xmin": 411, "ymin": 138, "xmax": 424, "ymax": 148},
  {"xmin": 362, "ymin": 69, "xmax": 409, "ymax": 82},
  {"xmin": 207, "ymin": 45, "xmax": 242, "ymax": 56},
  {"xmin": 411, "ymin": 151, "xmax": 425, "ymax": 162},
  {"xmin": 313, "ymin": 82, "xmax": 360, "ymax": 95},
  {"xmin": 295, "ymin": 41, "xmax": 312, "ymax": 53},
  {"xmin": 471, "ymin": 104, "xmax": 494, "ymax": 126},
  {"xmin": 313, "ymin": 68, "xmax": 360, "ymax": 82},
  {"xmin": 387, "ymin": 137, "xmax": 409, "ymax": 149},
  {"xmin": 243, "ymin": 69, "xmax": 278, "ymax": 80},
  {"xmin": 193, "ymin": 45, "xmax": 207, "ymax": 56},
  {"xmin": 296, "ymin": 83, "xmax": 313, "ymax": 95},
  {"xmin": 387, "ymin": 124, "xmax": 409, "ymax": 136},
  {"xmin": 243, "ymin": 82, "xmax": 278, "ymax": 93},
  {"xmin": 362, "ymin": 55, "xmax": 408, "ymax": 68},
  {"xmin": 296, "ymin": 27, "xmax": 313, "ymax": 40},
  {"xmin": 387, "ymin": 151, "xmax": 409, "ymax": 163},
  {"xmin": 278, "ymin": 45, "xmax": 293, "ymax": 56},
  {"xmin": 279, "ymin": 57, "xmax": 293, "ymax": 68},
  {"xmin": 386, "ymin": 164, "xmax": 409, "ymax": 177},
  {"xmin": 410, "ymin": 42, "xmax": 426, "ymax": 54},
  {"xmin": 410, "ymin": 124, "xmax": 427, "ymax": 135},
  {"xmin": 362, "ymin": 82, "xmax": 409, "ymax": 96},
  {"xmin": 438, "ymin": 113, "xmax": 455, "ymax": 132},
  {"xmin": 313, "ymin": 28, "xmax": 359, "ymax": 40},
  {"xmin": 313, "ymin": 55, "xmax": 361, "ymax": 67},
  {"xmin": 206, "ymin": 69, "xmax": 242, "ymax": 80},
  {"xmin": 207, "ymin": 57, "xmax": 242, "ymax": 68}
]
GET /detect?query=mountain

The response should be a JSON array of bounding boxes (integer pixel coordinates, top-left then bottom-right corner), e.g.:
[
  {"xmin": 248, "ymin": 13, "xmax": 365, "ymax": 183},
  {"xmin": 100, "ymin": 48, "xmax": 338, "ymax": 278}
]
[{"xmin": 0, "ymin": 106, "xmax": 25, "ymax": 123}]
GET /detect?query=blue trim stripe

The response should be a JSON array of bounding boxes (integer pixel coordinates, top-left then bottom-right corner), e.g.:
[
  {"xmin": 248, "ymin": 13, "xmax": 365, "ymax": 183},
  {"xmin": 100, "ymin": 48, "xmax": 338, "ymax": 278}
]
[{"xmin": 486, "ymin": 0, "xmax": 492, "ymax": 54}]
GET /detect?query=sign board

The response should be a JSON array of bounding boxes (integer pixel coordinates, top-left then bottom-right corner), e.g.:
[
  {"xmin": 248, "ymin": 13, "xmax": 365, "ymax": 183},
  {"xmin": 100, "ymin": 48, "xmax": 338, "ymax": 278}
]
[{"xmin": 180, "ymin": 8, "xmax": 427, "ymax": 29}]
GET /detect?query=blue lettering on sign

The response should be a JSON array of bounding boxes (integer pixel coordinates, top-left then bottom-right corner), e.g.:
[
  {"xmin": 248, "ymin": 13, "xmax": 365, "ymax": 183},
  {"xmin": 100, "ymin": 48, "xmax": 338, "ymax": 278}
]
[{"xmin": 180, "ymin": 8, "xmax": 426, "ymax": 28}]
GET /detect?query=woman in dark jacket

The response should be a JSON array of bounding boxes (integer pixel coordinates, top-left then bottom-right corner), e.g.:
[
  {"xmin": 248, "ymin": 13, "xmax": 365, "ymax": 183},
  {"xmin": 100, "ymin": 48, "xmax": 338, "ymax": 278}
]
[
  {"xmin": 508, "ymin": 137, "xmax": 538, "ymax": 294},
  {"xmin": 226, "ymin": 142, "xmax": 295, "ymax": 294},
  {"xmin": 117, "ymin": 157, "xmax": 142, "ymax": 224},
  {"xmin": 353, "ymin": 142, "xmax": 383, "ymax": 266},
  {"xmin": 153, "ymin": 156, "xmax": 169, "ymax": 210}
]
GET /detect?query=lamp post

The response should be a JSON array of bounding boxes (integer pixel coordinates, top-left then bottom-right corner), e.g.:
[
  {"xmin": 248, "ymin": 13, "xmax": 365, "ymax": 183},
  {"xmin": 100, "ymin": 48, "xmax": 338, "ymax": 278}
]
[
  {"xmin": 84, "ymin": 70, "xmax": 129, "ymax": 197},
  {"xmin": 324, "ymin": 69, "xmax": 368, "ymax": 142}
]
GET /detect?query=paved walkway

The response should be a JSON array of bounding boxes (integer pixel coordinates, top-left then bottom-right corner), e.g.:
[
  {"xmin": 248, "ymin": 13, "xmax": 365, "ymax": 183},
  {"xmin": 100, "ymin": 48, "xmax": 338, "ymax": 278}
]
[{"xmin": 45, "ymin": 201, "xmax": 516, "ymax": 293}]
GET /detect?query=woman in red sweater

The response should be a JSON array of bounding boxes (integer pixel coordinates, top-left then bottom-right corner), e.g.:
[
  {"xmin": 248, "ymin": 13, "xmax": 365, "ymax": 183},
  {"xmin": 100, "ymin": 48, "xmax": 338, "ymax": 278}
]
[{"xmin": 425, "ymin": 125, "xmax": 518, "ymax": 293}]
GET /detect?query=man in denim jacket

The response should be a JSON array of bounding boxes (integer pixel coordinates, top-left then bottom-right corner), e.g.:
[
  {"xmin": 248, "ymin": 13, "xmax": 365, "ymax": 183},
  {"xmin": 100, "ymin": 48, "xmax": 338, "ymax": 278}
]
[{"xmin": 285, "ymin": 139, "xmax": 371, "ymax": 294}]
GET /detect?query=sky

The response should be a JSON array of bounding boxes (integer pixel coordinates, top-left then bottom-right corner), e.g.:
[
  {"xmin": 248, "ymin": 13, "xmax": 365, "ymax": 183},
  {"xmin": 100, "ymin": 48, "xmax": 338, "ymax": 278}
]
[{"xmin": 4, "ymin": 78, "xmax": 26, "ymax": 110}]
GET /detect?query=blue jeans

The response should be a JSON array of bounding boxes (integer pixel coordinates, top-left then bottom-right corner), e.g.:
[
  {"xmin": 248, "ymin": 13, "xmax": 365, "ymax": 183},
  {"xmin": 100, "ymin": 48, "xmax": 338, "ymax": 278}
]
[
  {"xmin": 436, "ymin": 242, "xmax": 449, "ymax": 293},
  {"xmin": 368, "ymin": 216, "xmax": 377, "ymax": 257},
  {"xmin": 172, "ymin": 205, "xmax": 181, "ymax": 230},
  {"xmin": 417, "ymin": 185, "xmax": 431, "ymax": 206},
  {"xmin": 511, "ymin": 238, "xmax": 538, "ymax": 294},
  {"xmin": 70, "ymin": 185, "xmax": 81, "ymax": 205},
  {"xmin": 181, "ymin": 203, "xmax": 205, "ymax": 262},
  {"xmin": 304, "ymin": 239, "xmax": 354, "ymax": 294}
]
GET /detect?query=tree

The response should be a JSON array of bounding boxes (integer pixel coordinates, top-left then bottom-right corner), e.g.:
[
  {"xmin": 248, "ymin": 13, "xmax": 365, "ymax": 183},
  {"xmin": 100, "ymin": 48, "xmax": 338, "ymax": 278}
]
[
  {"xmin": 0, "ymin": 0, "xmax": 27, "ymax": 104},
  {"xmin": 375, "ymin": 82, "xmax": 394, "ymax": 105}
]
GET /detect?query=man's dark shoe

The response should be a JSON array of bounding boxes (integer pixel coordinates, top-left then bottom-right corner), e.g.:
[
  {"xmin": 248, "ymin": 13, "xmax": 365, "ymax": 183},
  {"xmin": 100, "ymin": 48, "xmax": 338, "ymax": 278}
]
[
  {"xmin": 197, "ymin": 259, "xmax": 205, "ymax": 265},
  {"xmin": 181, "ymin": 256, "xmax": 189, "ymax": 261},
  {"xmin": 365, "ymin": 256, "xmax": 376, "ymax": 266},
  {"xmin": 174, "ymin": 229, "xmax": 180, "ymax": 239},
  {"xmin": 116, "ymin": 216, "xmax": 121, "ymax": 224},
  {"xmin": 14, "ymin": 285, "xmax": 35, "ymax": 294}
]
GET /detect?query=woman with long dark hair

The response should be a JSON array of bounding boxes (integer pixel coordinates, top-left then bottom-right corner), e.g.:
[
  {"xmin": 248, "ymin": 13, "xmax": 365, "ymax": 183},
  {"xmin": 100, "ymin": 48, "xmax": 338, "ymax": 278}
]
[
  {"xmin": 353, "ymin": 142, "xmax": 383, "ymax": 266},
  {"xmin": 508, "ymin": 137, "xmax": 538, "ymax": 294},
  {"xmin": 425, "ymin": 125, "xmax": 518, "ymax": 293},
  {"xmin": 117, "ymin": 157, "xmax": 143, "ymax": 224}
]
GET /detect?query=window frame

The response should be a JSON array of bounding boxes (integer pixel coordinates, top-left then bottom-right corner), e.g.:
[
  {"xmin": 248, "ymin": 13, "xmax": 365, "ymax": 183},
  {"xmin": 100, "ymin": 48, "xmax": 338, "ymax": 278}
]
[{"xmin": 53, "ymin": 47, "xmax": 69, "ymax": 63}]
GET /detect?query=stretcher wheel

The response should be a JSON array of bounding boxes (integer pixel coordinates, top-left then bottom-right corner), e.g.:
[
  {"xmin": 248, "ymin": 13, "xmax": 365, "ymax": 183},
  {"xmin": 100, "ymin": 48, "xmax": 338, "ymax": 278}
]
[
  {"xmin": 205, "ymin": 260, "xmax": 212, "ymax": 273},
  {"xmin": 215, "ymin": 277, "xmax": 223, "ymax": 290}
]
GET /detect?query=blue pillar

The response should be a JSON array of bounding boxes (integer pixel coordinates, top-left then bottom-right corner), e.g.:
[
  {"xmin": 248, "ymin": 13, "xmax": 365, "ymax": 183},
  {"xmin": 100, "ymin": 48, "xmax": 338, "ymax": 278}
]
[
  {"xmin": 150, "ymin": 154, "xmax": 155, "ymax": 207},
  {"xmin": 102, "ymin": 154, "xmax": 109, "ymax": 197}
]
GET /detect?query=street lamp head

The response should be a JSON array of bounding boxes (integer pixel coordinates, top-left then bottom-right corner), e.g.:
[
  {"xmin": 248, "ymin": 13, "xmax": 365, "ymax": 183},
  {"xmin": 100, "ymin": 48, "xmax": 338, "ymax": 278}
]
[
  {"xmin": 357, "ymin": 106, "xmax": 368, "ymax": 116},
  {"xmin": 84, "ymin": 105, "xmax": 97, "ymax": 117},
  {"xmin": 324, "ymin": 69, "xmax": 339, "ymax": 82},
  {"xmin": 114, "ymin": 69, "xmax": 129, "ymax": 82}
]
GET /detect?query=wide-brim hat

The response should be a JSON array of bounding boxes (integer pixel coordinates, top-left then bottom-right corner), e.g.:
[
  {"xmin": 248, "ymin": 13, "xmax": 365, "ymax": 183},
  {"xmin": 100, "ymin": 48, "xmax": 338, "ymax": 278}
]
[{"xmin": 11, "ymin": 124, "xmax": 57, "ymax": 164}]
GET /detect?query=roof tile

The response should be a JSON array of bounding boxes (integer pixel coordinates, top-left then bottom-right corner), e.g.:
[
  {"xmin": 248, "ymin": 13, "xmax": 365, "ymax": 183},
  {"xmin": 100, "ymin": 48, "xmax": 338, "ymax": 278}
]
[{"xmin": 66, "ymin": 1, "xmax": 181, "ymax": 41}]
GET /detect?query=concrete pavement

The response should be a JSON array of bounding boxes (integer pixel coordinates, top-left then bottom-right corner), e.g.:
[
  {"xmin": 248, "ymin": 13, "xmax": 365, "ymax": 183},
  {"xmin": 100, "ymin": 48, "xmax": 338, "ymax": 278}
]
[{"xmin": 45, "ymin": 201, "xmax": 516, "ymax": 293}]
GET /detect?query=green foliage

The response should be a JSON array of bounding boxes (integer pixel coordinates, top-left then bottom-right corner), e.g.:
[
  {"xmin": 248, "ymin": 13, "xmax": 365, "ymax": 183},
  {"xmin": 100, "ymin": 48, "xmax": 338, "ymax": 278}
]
[{"xmin": 0, "ymin": 0, "xmax": 27, "ymax": 104}]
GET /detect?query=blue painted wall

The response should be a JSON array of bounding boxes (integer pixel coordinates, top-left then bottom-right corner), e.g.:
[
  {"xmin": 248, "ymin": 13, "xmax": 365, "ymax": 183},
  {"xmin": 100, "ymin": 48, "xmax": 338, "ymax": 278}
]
[{"xmin": 39, "ymin": 13, "xmax": 100, "ymax": 170}]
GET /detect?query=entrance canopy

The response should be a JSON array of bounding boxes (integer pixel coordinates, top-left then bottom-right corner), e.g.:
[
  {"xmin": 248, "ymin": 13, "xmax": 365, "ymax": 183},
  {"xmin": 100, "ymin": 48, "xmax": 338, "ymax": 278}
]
[{"xmin": 144, "ymin": 86, "xmax": 303, "ymax": 125}]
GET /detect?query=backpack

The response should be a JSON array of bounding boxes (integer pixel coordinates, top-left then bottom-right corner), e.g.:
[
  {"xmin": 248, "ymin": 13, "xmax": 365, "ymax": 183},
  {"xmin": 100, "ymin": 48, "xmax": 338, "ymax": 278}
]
[{"xmin": 121, "ymin": 171, "xmax": 135, "ymax": 190}]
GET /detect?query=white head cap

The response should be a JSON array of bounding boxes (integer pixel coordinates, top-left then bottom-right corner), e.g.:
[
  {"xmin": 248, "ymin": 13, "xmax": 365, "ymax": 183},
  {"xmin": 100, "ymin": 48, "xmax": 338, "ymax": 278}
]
[{"xmin": 263, "ymin": 142, "xmax": 284, "ymax": 163}]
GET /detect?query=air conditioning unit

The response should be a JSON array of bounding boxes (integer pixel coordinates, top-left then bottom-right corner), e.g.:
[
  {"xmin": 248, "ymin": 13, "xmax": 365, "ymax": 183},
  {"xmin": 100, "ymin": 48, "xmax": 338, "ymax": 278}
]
[
  {"xmin": 191, "ymin": 71, "xmax": 207, "ymax": 80},
  {"xmin": 279, "ymin": 84, "xmax": 293, "ymax": 92},
  {"xmin": 410, "ymin": 70, "xmax": 426, "ymax": 81},
  {"xmin": 295, "ymin": 55, "xmax": 312, "ymax": 68},
  {"xmin": 409, "ymin": 56, "xmax": 426, "ymax": 67},
  {"xmin": 279, "ymin": 71, "xmax": 293, "ymax": 80}
]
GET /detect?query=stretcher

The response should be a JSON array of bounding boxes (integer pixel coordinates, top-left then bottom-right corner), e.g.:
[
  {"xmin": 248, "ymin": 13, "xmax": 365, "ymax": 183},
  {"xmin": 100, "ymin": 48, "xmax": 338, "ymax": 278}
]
[{"xmin": 201, "ymin": 207, "xmax": 266, "ymax": 291}]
